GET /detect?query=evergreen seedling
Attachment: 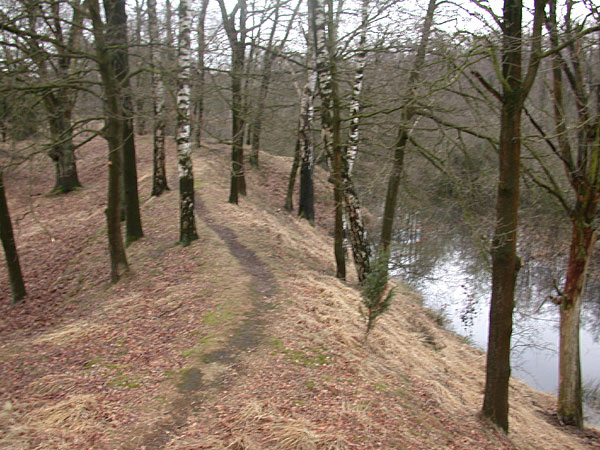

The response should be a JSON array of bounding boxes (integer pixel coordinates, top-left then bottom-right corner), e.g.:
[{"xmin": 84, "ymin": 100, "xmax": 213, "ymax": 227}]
[{"xmin": 360, "ymin": 253, "xmax": 394, "ymax": 339}]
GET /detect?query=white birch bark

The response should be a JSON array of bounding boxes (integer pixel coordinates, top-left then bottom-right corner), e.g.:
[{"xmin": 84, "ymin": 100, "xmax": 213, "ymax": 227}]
[
  {"xmin": 298, "ymin": 6, "xmax": 318, "ymax": 221},
  {"xmin": 177, "ymin": 0, "xmax": 198, "ymax": 245},
  {"xmin": 346, "ymin": 0, "xmax": 368, "ymax": 175},
  {"xmin": 149, "ymin": 0, "xmax": 168, "ymax": 196},
  {"xmin": 341, "ymin": 0, "xmax": 371, "ymax": 283},
  {"xmin": 311, "ymin": 0, "xmax": 345, "ymax": 279}
]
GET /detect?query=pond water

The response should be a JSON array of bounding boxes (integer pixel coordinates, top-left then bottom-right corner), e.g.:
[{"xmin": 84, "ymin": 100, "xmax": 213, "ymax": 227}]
[{"xmin": 393, "ymin": 245, "xmax": 600, "ymax": 427}]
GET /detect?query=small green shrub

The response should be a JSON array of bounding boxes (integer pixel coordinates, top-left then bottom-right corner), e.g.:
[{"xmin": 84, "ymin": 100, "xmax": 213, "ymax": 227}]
[{"xmin": 360, "ymin": 253, "xmax": 394, "ymax": 339}]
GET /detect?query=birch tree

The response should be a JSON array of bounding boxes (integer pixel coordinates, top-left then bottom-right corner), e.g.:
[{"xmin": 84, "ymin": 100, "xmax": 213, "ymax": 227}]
[
  {"xmin": 149, "ymin": 0, "xmax": 169, "ymax": 196},
  {"xmin": 133, "ymin": 0, "xmax": 147, "ymax": 135},
  {"xmin": 297, "ymin": 67, "xmax": 318, "ymax": 221},
  {"xmin": 193, "ymin": 0, "xmax": 210, "ymax": 146},
  {"xmin": 177, "ymin": 0, "xmax": 199, "ymax": 246},
  {"xmin": 310, "ymin": 0, "xmax": 345, "ymax": 279},
  {"xmin": 295, "ymin": 7, "xmax": 318, "ymax": 221},
  {"xmin": 341, "ymin": 0, "xmax": 370, "ymax": 283}
]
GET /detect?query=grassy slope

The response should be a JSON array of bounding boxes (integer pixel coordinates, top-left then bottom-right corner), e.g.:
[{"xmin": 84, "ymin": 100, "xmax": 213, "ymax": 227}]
[{"xmin": 0, "ymin": 136, "xmax": 599, "ymax": 449}]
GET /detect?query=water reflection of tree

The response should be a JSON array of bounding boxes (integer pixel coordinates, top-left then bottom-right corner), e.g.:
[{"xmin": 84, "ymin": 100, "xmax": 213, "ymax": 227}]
[{"xmin": 390, "ymin": 209, "xmax": 600, "ymax": 344}]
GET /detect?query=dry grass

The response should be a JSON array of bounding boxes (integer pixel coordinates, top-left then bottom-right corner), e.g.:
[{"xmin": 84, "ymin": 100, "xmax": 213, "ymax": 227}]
[
  {"xmin": 1, "ymin": 139, "xmax": 598, "ymax": 449},
  {"xmin": 27, "ymin": 394, "xmax": 99, "ymax": 430}
]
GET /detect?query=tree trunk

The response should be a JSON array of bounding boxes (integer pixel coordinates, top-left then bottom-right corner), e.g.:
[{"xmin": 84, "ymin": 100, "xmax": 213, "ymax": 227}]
[
  {"xmin": 558, "ymin": 218, "xmax": 596, "ymax": 427},
  {"xmin": 148, "ymin": 0, "xmax": 169, "ymax": 196},
  {"xmin": 341, "ymin": 0, "xmax": 370, "ymax": 283},
  {"xmin": 311, "ymin": 0, "xmax": 344, "ymax": 279},
  {"xmin": 230, "ymin": 39, "xmax": 247, "ymax": 203},
  {"xmin": 193, "ymin": 0, "xmax": 209, "ymax": 147},
  {"xmin": 249, "ymin": 52, "xmax": 274, "ymax": 169},
  {"xmin": 482, "ymin": 96, "xmax": 521, "ymax": 432},
  {"xmin": 46, "ymin": 101, "xmax": 81, "ymax": 194},
  {"xmin": 481, "ymin": 0, "xmax": 544, "ymax": 431},
  {"xmin": 250, "ymin": 0, "xmax": 299, "ymax": 168},
  {"xmin": 218, "ymin": 0, "xmax": 247, "ymax": 204},
  {"xmin": 0, "ymin": 170, "xmax": 26, "ymax": 302},
  {"xmin": 134, "ymin": 0, "xmax": 146, "ymax": 135},
  {"xmin": 297, "ymin": 4, "xmax": 317, "ymax": 222},
  {"xmin": 285, "ymin": 136, "xmax": 301, "ymax": 212},
  {"xmin": 380, "ymin": 126, "xmax": 407, "ymax": 255},
  {"xmin": 88, "ymin": 0, "xmax": 129, "ymax": 283},
  {"xmin": 342, "ymin": 169, "xmax": 370, "ymax": 283},
  {"xmin": 547, "ymin": 2, "xmax": 600, "ymax": 428},
  {"xmin": 379, "ymin": 0, "xmax": 436, "ymax": 259},
  {"xmin": 177, "ymin": 0, "xmax": 198, "ymax": 246},
  {"xmin": 298, "ymin": 71, "xmax": 317, "ymax": 222},
  {"xmin": 103, "ymin": 0, "xmax": 143, "ymax": 245}
]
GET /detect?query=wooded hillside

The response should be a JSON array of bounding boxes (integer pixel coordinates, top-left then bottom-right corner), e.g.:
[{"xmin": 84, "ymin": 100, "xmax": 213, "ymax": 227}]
[
  {"xmin": 1, "ymin": 0, "xmax": 600, "ymax": 444},
  {"xmin": 1, "ymin": 138, "xmax": 598, "ymax": 448}
]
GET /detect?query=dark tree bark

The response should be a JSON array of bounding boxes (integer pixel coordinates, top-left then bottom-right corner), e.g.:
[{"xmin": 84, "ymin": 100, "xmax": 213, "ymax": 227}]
[
  {"xmin": 545, "ymin": 2, "xmax": 600, "ymax": 427},
  {"xmin": 379, "ymin": 0, "xmax": 436, "ymax": 258},
  {"xmin": 46, "ymin": 100, "xmax": 81, "ymax": 194},
  {"xmin": 88, "ymin": 0, "xmax": 129, "ymax": 283},
  {"xmin": 218, "ymin": 0, "xmax": 248, "ymax": 204},
  {"xmin": 177, "ymin": 0, "xmax": 199, "ymax": 246},
  {"xmin": 103, "ymin": 0, "xmax": 143, "ymax": 245},
  {"xmin": 0, "ymin": 170, "xmax": 26, "ymax": 302},
  {"xmin": 148, "ymin": 0, "xmax": 169, "ymax": 196},
  {"xmin": 134, "ymin": 0, "xmax": 147, "ymax": 136},
  {"xmin": 482, "ymin": 0, "xmax": 544, "ymax": 431},
  {"xmin": 193, "ymin": 0, "xmax": 210, "ymax": 147},
  {"xmin": 285, "ymin": 136, "xmax": 301, "ymax": 212},
  {"xmin": 248, "ymin": 7, "xmax": 280, "ymax": 169},
  {"xmin": 298, "ymin": 70, "xmax": 317, "ymax": 222},
  {"xmin": 249, "ymin": 0, "xmax": 300, "ymax": 168},
  {"xmin": 25, "ymin": 1, "xmax": 83, "ymax": 194}
]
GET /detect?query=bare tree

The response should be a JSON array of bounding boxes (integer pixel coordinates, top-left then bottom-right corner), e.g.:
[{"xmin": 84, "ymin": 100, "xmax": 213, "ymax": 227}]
[
  {"xmin": 177, "ymin": 0, "xmax": 199, "ymax": 246},
  {"xmin": 379, "ymin": 0, "xmax": 437, "ymax": 259},
  {"xmin": 536, "ymin": 0, "xmax": 600, "ymax": 428},
  {"xmin": 218, "ymin": 0, "xmax": 248, "ymax": 204},
  {"xmin": 341, "ymin": 0, "xmax": 371, "ymax": 283},
  {"xmin": 87, "ymin": 0, "xmax": 129, "ymax": 283},
  {"xmin": 1, "ymin": 0, "xmax": 84, "ymax": 194},
  {"xmin": 310, "ymin": 0, "xmax": 345, "ymax": 279},
  {"xmin": 0, "ymin": 169, "xmax": 26, "ymax": 302},
  {"xmin": 149, "ymin": 0, "xmax": 169, "ymax": 196},
  {"xmin": 481, "ymin": 0, "xmax": 544, "ymax": 431},
  {"xmin": 193, "ymin": 0, "xmax": 210, "ymax": 146},
  {"xmin": 103, "ymin": 0, "xmax": 144, "ymax": 244},
  {"xmin": 249, "ymin": 0, "xmax": 301, "ymax": 168}
]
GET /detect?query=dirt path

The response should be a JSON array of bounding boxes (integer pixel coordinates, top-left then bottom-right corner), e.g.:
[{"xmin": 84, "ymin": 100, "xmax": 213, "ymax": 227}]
[{"xmin": 138, "ymin": 191, "xmax": 278, "ymax": 449}]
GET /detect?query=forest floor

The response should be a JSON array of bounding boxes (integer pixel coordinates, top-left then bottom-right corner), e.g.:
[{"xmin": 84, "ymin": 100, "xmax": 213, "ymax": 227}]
[{"xmin": 1, "ymin": 135, "xmax": 600, "ymax": 449}]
